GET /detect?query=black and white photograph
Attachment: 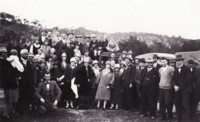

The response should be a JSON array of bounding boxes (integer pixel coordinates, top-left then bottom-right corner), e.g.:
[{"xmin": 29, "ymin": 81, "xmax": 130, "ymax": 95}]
[{"xmin": 0, "ymin": 0, "xmax": 200, "ymax": 122}]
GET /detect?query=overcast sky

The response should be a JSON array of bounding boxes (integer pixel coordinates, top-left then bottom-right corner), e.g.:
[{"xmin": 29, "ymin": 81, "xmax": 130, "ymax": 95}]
[{"xmin": 0, "ymin": 0, "xmax": 200, "ymax": 39}]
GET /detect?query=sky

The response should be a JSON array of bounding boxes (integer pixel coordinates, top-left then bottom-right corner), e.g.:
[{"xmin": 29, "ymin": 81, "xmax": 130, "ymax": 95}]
[{"xmin": 0, "ymin": 0, "xmax": 200, "ymax": 39}]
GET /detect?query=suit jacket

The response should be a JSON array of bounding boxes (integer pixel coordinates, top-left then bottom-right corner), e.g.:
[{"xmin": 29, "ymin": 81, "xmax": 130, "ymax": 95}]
[
  {"xmin": 0, "ymin": 58, "xmax": 20, "ymax": 89},
  {"xmin": 55, "ymin": 40, "xmax": 65, "ymax": 59},
  {"xmin": 173, "ymin": 65, "xmax": 191, "ymax": 94},
  {"xmin": 36, "ymin": 80, "xmax": 62, "ymax": 101},
  {"xmin": 62, "ymin": 44, "xmax": 74, "ymax": 63},
  {"xmin": 140, "ymin": 67, "xmax": 159, "ymax": 88},
  {"xmin": 19, "ymin": 59, "xmax": 34, "ymax": 91},
  {"xmin": 122, "ymin": 64, "xmax": 136, "ymax": 88}
]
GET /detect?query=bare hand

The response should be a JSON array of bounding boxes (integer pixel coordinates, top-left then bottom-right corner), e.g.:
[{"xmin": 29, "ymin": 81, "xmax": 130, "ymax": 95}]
[
  {"xmin": 53, "ymin": 100, "xmax": 58, "ymax": 106},
  {"xmin": 40, "ymin": 98, "xmax": 45, "ymax": 103}
]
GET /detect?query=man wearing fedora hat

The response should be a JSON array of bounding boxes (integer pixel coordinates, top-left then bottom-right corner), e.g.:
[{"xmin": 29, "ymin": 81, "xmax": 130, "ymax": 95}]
[
  {"xmin": 187, "ymin": 58, "xmax": 200, "ymax": 120},
  {"xmin": 121, "ymin": 55, "xmax": 136, "ymax": 111},
  {"xmin": 173, "ymin": 54, "xmax": 191, "ymax": 122},
  {"xmin": 139, "ymin": 58, "xmax": 159, "ymax": 119}
]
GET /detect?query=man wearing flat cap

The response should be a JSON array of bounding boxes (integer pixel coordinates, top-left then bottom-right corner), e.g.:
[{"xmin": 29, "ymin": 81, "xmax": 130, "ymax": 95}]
[
  {"xmin": 0, "ymin": 47, "xmax": 21, "ymax": 119},
  {"xmin": 122, "ymin": 55, "xmax": 136, "ymax": 111},
  {"xmin": 173, "ymin": 54, "xmax": 191, "ymax": 121}
]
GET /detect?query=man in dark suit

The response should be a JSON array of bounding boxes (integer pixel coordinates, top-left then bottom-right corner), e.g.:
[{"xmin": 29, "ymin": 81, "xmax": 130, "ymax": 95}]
[
  {"xmin": 74, "ymin": 58, "xmax": 95, "ymax": 109},
  {"xmin": 173, "ymin": 55, "xmax": 191, "ymax": 122},
  {"xmin": 55, "ymin": 34, "xmax": 66, "ymax": 61},
  {"xmin": 152, "ymin": 54, "xmax": 161, "ymax": 111},
  {"xmin": 187, "ymin": 59, "xmax": 200, "ymax": 120},
  {"xmin": 36, "ymin": 71, "xmax": 61, "ymax": 114},
  {"xmin": 38, "ymin": 30, "xmax": 47, "ymax": 45},
  {"xmin": 122, "ymin": 55, "xmax": 136, "ymax": 111},
  {"xmin": 140, "ymin": 58, "xmax": 159, "ymax": 119},
  {"xmin": 16, "ymin": 49, "xmax": 35, "ymax": 114}
]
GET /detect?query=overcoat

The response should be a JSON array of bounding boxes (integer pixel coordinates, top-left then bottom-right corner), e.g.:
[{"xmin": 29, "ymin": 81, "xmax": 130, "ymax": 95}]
[{"xmin": 95, "ymin": 68, "xmax": 115, "ymax": 101}]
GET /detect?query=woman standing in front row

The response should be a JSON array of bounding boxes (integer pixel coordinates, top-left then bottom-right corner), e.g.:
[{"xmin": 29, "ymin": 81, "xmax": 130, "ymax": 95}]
[{"xmin": 95, "ymin": 61, "xmax": 115, "ymax": 110}]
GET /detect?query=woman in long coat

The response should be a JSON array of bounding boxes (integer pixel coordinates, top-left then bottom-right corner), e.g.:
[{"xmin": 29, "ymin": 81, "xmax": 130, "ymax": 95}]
[
  {"xmin": 110, "ymin": 64, "xmax": 123, "ymax": 110},
  {"xmin": 95, "ymin": 61, "xmax": 115, "ymax": 109}
]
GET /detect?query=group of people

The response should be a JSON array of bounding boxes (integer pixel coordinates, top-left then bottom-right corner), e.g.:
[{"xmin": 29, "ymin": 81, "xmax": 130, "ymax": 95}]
[{"xmin": 0, "ymin": 29, "xmax": 200, "ymax": 122}]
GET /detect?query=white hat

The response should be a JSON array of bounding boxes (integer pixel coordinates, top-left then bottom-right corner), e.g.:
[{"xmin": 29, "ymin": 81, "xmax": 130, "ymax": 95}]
[
  {"xmin": 92, "ymin": 60, "xmax": 99, "ymax": 65},
  {"xmin": 0, "ymin": 47, "xmax": 7, "ymax": 52},
  {"xmin": 90, "ymin": 34, "xmax": 96, "ymax": 38},
  {"xmin": 20, "ymin": 49, "xmax": 29, "ymax": 55},
  {"xmin": 84, "ymin": 58, "xmax": 90, "ymax": 63},
  {"xmin": 70, "ymin": 57, "xmax": 76, "ymax": 63},
  {"xmin": 61, "ymin": 53, "xmax": 67, "ymax": 57},
  {"xmin": 114, "ymin": 64, "xmax": 120, "ymax": 69}
]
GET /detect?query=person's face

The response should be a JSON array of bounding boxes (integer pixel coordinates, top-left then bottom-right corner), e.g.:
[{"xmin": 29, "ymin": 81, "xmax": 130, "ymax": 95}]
[
  {"xmin": 169, "ymin": 62, "xmax": 176, "ymax": 68},
  {"xmin": 91, "ymin": 37, "xmax": 96, "ymax": 41},
  {"xmin": 75, "ymin": 45, "xmax": 79, "ymax": 49},
  {"xmin": 122, "ymin": 54, "xmax": 126, "ymax": 58},
  {"xmin": 71, "ymin": 62, "xmax": 76, "ymax": 67},
  {"xmin": 22, "ymin": 54, "xmax": 28, "ymax": 60},
  {"xmin": 1, "ymin": 52, "xmax": 7, "ymax": 59},
  {"xmin": 176, "ymin": 60, "xmax": 183, "ymax": 68},
  {"xmin": 106, "ymin": 64, "xmax": 111, "ymax": 69},
  {"xmin": 111, "ymin": 54, "xmax": 115, "ymax": 58},
  {"xmin": 114, "ymin": 67, "xmax": 120, "ymax": 72},
  {"xmin": 40, "ymin": 62, "xmax": 45, "ymax": 68},
  {"xmin": 153, "ymin": 58, "xmax": 158, "ymax": 63},
  {"xmin": 161, "ymin": 60, "xmax": 168, "ymax": 67},
  {"xmin": 28, "ymin": 56, "xmax": 34, "ymax": 62},
  {"xmin": 44, "ymin": 74, "xmax": 51, "ymax": 81},
  {"xmin": 147, "ymin": 62, "xmax": 153, "ymax": 68},
  {"xmin": 44, "ymin": 41, "xmax": 49, "ymax": 45},
  {"xmin": 139, "ymin": 62, "xmax": 145, "ymax": 67},
  {"xmin": 41, "ymin": 32, "xmax": 46, "ymax": 36},
  {"xmin": 84, "ymin": 62, "xmax": 89, "ymax": 67},
  {"xmin": 94, "ymin": 63, "xmax": 99, "ymax": 68},
  {"xmin": 68, "ymin": 34, "xmax": 74, "ymax": 41},
  {"xmin": 62, "ymin": 56, "xmax": 66, "ymax": 61},
  {"xmin": 38, "ymin": 49, "xmax": 42, "ymax": 54},
  {"xmin": 85, "ymin": 52, "xmax": 89, "ymax": 56},
  {"xmin": 125, "ymin": 59, "xmax": 130, "ymax": 65},
  {"xmin": 135, "ymin": 59, "xmax": 139, "ymax": 65},
  {"xmin": 188, "ymin": 64, "xmax": 194, "ymax": 68},
  {"xmin": 48, "ymin": 58, "xmax": 52, "ymax": 62},
  {"xmin": 35, "ymin": 40, "xmax": 39, "ymax": 44}
]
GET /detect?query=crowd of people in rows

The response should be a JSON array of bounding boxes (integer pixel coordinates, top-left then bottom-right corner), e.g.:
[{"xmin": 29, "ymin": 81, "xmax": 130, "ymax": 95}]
[{"xmin": 0, "ymin": 29, "xmax": 200, "ymax": 122}]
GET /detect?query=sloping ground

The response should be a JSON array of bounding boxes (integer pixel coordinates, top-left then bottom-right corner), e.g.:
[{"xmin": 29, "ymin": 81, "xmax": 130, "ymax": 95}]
[
  {"xmin": 0, "ymin": 108, "xmax": 200, "ymax": 122},
  {"xmin": 175, "ymin": 50, "xmax": 200, "ymax": 61}
]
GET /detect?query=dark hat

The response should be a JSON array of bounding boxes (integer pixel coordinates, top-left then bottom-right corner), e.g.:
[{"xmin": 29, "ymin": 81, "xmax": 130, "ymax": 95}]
[
  {"xmin": 176, "ymin": 54, "xmax": 185, "ymax": 61},
  {"xmin": 153, "ymin": 54, "xmax": 159, "ymax": 59},
  {"xmin": 122, "ymin": 51, "xmax": 127, "ymax": 54},
  {"xmin": 169, "ymin": 59, "xmax": 176, "ymax": 63},
  {"xmin": 187, "ymin": 58, "xmax": 198, "ymax": 65},
  {"xmin": 125, "ymin": 55, "xmax": 133, "ymax": 61},
  {"xmin": 139, "ymin": 58, "xmax": 146, "ymax": 63},
  {"xmin": 76, "ymin": 35, "xmax": 83, "ymax": 38},
  {"xmin": 146, "ymin": 58, "xmax": 154, "ymax": 63},
  {"xmin": 84, "ymin": 35, "xmax": 90, "ymax": 39},
  {"xmin": 67, "ymin": 32, "xmax": 74, "ymax": 36},
  {"xmin": 160, "ymin": 57, "xmax": 167, "ymax": 60}
]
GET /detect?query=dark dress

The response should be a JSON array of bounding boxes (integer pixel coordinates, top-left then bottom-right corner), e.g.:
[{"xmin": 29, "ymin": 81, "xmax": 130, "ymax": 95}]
[
  {"xmin": 111, "ymin": 72, "xmax": 122, "ymax": 104},
  {"xmin": 64, "ymin": 66, "xmax": 76, "ymax": 100}
]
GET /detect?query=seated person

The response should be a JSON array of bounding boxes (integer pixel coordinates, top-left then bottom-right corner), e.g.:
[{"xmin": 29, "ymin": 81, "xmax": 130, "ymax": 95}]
[
  {"xmin": 36, "ymin": 71, "xmax": 62, "ymax": 114},
  {"xmin": 106, "ymin": 39, "xmax": 119, "ymax": 52}
]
